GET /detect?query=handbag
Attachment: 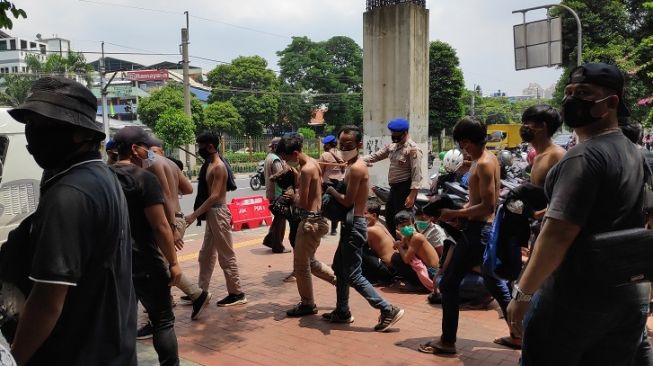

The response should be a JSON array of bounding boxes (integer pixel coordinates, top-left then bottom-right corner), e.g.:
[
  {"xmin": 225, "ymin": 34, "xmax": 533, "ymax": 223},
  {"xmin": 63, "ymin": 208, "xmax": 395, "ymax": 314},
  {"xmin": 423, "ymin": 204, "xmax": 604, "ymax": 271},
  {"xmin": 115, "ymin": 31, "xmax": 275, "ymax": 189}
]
[
  {"xmin": 585, "ymin": 156, "xmax": 653, "ymax": 287},
  {"xmin": 269, "ymin": 195, "xmax": 294, "ymax": 220}
]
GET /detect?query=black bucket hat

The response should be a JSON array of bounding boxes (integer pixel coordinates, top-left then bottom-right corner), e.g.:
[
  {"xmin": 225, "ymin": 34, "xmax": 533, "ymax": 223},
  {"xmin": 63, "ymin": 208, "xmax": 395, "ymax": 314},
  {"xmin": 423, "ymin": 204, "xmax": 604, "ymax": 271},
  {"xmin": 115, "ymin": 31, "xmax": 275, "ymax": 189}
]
[{"xmin": 8, "ymin": 76, "xmax": 104, "ymax": 138}]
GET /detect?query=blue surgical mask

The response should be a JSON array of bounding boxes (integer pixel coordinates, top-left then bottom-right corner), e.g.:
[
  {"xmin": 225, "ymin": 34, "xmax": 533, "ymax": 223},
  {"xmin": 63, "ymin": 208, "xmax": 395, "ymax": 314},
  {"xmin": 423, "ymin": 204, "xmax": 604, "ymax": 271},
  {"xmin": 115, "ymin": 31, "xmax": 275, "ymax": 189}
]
[
  {"xmin": 400, "ymin": 226, "xmax": 415, "ymax": 237},
  {"xmin": 415, "ymin": 221, "xmax": 430, "ymax": 232}
]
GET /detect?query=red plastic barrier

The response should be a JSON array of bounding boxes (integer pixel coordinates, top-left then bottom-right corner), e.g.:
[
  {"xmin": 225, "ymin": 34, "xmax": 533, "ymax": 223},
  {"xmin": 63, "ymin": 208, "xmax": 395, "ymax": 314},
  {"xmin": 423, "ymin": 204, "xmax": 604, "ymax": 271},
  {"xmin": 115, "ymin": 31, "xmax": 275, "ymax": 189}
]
[{"xmin": 228, "ymin": 195, "xmax": 272, "ymax": 231}]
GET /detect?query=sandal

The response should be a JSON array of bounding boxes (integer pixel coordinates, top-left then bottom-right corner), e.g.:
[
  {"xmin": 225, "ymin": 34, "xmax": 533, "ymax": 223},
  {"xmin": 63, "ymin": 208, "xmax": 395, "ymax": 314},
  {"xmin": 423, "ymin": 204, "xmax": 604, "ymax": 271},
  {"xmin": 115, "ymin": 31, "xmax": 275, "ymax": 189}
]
[
  {"xmin": 418, "ymin": 340, "xmax": 457, "ymax": 354},
  {"xmin": 493, "ymin": 336, "xmax": 522, "ymax": 350}
]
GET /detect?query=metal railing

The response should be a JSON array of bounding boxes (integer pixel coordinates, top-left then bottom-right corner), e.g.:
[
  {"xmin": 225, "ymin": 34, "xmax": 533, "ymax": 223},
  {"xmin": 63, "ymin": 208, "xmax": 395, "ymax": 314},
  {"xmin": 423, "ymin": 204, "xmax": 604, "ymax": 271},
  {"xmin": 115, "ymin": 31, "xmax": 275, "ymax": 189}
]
[{"xmin": 366, "ymin": 0, "xmax": 426, "ymax": 11}]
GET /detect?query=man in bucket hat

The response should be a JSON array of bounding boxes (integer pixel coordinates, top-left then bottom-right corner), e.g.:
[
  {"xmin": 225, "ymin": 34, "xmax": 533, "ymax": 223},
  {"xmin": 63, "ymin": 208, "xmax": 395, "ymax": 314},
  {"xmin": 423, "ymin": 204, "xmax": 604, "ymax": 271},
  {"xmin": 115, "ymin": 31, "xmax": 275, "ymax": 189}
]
[
  {"xmin": 8, "ymin": 77, "xmax": 137, "ymax": 365},
  {"xmin": 507, "ymin": 63, "xmax": 652, "ymax": 365}
]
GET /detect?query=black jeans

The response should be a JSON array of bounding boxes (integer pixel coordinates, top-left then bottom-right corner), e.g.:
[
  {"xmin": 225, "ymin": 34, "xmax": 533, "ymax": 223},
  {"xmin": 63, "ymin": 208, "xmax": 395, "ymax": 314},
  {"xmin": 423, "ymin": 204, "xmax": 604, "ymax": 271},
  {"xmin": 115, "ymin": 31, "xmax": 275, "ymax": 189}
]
[
  {"xmin": 386, "ymin": 180, "xmax": 412, "ymax": 239},
  {"xmin": 522, "ymin": 285, "xmax": 651, "ymax": 366},
  {"xmin": 361, "ymin": 246, "xmax": 395, "ymax": 284},
  {"xmin": 439, "ymin": 221, "xmax": 490, "ymax": 343},
  {"xmin": 133, "ymin": 265, "xmax": 179, "ymax": 366}
]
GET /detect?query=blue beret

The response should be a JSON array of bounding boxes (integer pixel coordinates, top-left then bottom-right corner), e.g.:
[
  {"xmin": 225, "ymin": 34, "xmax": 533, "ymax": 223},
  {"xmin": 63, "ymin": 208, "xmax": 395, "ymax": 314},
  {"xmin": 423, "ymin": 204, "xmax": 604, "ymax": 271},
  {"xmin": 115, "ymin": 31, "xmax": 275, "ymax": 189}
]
[
  {"xmin": 387, "ymin": 118, "xmax": 410, "ymax": 132},
  {"xmin": 105, "ymin": 139, "xmax": 116, "ymax": 150},
  {"xmin": 322, "ymin": 135, "xmax": 336, "ymax": 144}
]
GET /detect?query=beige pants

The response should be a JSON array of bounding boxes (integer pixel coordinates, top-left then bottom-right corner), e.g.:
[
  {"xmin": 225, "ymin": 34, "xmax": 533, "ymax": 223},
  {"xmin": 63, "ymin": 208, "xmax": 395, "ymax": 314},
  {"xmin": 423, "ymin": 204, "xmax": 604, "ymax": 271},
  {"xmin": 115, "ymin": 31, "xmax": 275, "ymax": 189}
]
[
  {"xmin": 173, "ymin": 216, "xmax": 204, "ymax": 300},
  {"xmin": 198, "ymin": 206, "xmax": 242, "ymax": 294},
  {"xmin": 294, "ymin": 217, "xmax": 336, "ymax": 305}
]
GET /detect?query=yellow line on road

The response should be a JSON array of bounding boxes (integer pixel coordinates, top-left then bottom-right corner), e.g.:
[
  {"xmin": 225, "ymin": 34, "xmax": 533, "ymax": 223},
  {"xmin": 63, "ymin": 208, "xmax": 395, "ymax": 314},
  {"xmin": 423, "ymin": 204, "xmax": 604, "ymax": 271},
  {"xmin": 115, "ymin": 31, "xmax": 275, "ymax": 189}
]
[{"xmin": 177, "ymin": 235, "xmax": 265, "ymax": 263}]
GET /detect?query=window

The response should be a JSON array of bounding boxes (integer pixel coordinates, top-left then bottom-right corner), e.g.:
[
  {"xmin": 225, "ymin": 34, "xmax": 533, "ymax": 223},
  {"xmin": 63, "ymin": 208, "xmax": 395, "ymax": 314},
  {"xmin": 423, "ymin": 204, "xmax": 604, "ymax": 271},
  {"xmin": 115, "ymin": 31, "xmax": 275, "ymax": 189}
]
[
  {"xmin": 39, "ymin": 45, "xmax": 46, "ymax": 55},
  {"xmin": 9, "ymin": 40, "xmax": 15, "ymax": 50},
  {"xmin": 20, "ymin": 40, "xmax": 26, "ymax": 50},
  {"xmin": 11, "ymin": 66, "xmax": 17, "ymax": 73},
  {"xmin": 21, "ymin": 66, "xmax": 25, "ymax": 72},
  {"xmin": 0, "ymin": 41, "xmax": 6, "ymax": 51},
  {"xmin": 29, "ymin": 42, "xmax": 36, "ymax": 49}
]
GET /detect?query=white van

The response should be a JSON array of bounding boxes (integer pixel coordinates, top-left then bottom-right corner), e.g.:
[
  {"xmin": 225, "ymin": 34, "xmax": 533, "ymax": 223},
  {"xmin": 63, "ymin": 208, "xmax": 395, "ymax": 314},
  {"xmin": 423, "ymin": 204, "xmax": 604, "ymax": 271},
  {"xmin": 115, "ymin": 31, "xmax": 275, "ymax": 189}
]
[{"xmin": 0, "ymin": 107, "xmax": 42, "ymax": 243}]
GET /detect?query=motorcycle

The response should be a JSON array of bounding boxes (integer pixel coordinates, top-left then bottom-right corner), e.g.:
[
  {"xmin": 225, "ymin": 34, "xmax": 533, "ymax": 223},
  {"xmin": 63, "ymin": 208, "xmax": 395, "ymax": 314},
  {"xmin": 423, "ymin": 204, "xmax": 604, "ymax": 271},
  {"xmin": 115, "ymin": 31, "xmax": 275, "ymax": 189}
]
[{"xmin": 249, "ymin": 161, "xmax": 265, "ymax": 191}]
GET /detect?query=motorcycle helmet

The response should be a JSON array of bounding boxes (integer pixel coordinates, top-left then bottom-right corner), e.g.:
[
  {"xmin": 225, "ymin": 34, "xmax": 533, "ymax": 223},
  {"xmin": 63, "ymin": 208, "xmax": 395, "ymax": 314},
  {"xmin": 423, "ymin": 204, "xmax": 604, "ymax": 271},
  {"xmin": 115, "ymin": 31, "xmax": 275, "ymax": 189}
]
[
  {"xmin": 498, "ymin": 150, "xmax": 513, "ymax": 167},
  {"xmin": 442, "ymin": 149, "xmax": 464, "ymax": 173},
  {"xmin": 438, "ymin": 151, "xmax": 446, "ymax": 161}
]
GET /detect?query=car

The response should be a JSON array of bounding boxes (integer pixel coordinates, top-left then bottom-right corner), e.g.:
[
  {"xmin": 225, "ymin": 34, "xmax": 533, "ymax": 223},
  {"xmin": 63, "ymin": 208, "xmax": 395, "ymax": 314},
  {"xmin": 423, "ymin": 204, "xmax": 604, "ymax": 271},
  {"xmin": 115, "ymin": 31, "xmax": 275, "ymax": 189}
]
[{"xmin": 553, "ymin": 133, "xmax": 573, "ymax": 148}]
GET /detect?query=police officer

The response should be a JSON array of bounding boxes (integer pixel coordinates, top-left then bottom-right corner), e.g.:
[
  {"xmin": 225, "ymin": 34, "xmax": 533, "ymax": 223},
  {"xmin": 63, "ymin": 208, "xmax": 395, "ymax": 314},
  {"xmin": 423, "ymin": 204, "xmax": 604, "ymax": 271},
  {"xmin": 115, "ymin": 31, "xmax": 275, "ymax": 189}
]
[{"xmin": 364, "ymin": 118, "xmax": 423, "ymax": 238}]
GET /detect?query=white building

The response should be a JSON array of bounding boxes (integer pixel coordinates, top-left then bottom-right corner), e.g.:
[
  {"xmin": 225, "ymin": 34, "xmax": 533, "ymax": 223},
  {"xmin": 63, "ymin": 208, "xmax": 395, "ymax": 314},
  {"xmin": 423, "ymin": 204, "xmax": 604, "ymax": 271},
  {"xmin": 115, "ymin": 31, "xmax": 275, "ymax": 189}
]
[{"xmin": 0, "ymin": 31, "xmax": 48, "ymax": 75}]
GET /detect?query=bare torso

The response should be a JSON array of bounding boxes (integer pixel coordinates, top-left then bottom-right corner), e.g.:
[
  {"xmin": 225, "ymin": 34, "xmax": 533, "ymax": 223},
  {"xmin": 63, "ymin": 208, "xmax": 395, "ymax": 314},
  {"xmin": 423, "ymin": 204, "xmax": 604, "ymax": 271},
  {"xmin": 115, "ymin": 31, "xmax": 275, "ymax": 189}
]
[
  {"xmin": 161, "ymin": 157, "xmax": 182, "ymax": 212},
  {"xmin": 345, "ymin": 158, "xmax": 369, "ymax": 216},
  {"xmin": 206, "ymin": 156, "xmax": 227, "ymax": 205},
  {"xmin": 467, "ymin": 150, "xmax": 500, "ymax": 223},
  {"xmin": 367, "ymin": 222, "xmax": 396, "ymax": 265},
  {"xmin": 297, "ymin": 158, "xmax": 322, "ymax": 212},
  {"xmin": 530, "ymin": 144, "xmax": 565, "ymax": 186}
]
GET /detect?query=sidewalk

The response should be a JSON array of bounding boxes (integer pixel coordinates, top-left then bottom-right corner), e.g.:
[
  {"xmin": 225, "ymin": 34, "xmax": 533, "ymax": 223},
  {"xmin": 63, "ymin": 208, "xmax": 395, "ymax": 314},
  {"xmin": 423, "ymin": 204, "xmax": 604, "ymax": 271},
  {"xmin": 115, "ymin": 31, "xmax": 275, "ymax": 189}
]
[{"xmin": 137, "ymin": 224, "xmax": 653, "ymax": 366}]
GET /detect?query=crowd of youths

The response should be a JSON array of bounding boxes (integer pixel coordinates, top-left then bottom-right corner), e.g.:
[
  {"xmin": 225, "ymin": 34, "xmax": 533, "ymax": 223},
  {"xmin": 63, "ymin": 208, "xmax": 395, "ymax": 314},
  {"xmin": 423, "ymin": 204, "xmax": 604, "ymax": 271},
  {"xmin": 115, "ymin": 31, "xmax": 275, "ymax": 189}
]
[{"xmin": 0, "ymin": 62, "xmax": 651, "ymax": 366}]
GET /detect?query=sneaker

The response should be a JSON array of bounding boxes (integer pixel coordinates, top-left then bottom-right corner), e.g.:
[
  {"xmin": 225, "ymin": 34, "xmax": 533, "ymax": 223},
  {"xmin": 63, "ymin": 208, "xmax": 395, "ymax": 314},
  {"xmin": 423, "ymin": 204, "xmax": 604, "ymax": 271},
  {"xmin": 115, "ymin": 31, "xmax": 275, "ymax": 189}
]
[
  {"xmin": 136, "ymin": 322, "xmax": 153, "ymax": 340},
  {"xmin": 180, "ymin": 295, "xmax": 193, "ymax": 305},
  {"xmin": 374, "ymin": 306, "xmax": 404, "ymax": 332},
  {"xmin": 216, "ymin": 293, "xmax": 248, "ymax": 307},
  {"xmin": 321, "ymin": 310, "xmax": 354, "ymax": 323},
  {"xmin": 427, "ymin": 292, "xmax": 442, "ymax": 304},
  {"xmin": 286, "ymin": 303, "xmax": 318, "ymax": 317},
  {"xmin": 191, "ymin": 291, "xmax": 212, "ymax": 320}
]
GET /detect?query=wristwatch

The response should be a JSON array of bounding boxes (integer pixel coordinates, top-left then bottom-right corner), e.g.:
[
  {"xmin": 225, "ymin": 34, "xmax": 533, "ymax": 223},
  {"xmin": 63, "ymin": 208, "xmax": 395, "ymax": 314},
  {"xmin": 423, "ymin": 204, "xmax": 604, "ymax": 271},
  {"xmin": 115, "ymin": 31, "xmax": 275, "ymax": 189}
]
[{"xmin": 512, "ymin": 284, "xmax": 533, "ymax": 303}]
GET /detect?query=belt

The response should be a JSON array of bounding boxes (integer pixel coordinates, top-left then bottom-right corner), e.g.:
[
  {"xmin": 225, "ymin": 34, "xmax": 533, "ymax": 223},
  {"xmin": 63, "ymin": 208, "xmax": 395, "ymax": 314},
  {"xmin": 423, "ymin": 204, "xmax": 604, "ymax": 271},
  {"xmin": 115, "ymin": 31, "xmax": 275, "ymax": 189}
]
[
  {"xmin": 296, "ymin": 208, "xmax": 322, "ymax": 219},
  {"xmin": 175, "ymin": 212, "xmax": 184, "ymax": 218},
  {"xmin": 212, "ymin": 203, "xmax": 226, "ymax": 208}
]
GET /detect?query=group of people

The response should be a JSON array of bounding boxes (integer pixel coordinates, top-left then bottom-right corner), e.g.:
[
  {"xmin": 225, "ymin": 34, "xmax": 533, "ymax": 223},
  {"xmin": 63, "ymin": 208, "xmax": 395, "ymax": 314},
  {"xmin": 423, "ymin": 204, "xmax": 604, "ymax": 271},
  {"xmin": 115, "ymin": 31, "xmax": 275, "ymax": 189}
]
[{"xmin": 0, "ymin": 61, "xmax": 651, "ymax": 366}]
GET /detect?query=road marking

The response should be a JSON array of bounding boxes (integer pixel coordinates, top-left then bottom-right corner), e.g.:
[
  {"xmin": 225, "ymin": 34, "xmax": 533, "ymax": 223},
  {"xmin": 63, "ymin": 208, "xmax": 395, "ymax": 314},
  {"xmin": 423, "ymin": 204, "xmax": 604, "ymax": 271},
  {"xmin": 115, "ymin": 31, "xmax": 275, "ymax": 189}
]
[{"xmin": 177, "ymin": 235, "xmax": 266, "ymax": 262}]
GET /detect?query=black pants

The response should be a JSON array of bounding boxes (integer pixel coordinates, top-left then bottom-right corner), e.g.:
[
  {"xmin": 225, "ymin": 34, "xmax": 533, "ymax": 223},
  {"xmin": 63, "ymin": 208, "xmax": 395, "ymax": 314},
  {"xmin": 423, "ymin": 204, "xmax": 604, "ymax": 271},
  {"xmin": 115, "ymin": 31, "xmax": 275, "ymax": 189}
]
[
  {"xmin": 386, "ymin": 180, "xmax": 412, "ymax": 239},
  {"xmin": 361, "ymin": 246, "xmax": 395, "ymax": 284},
  {"xmin": 133, "ymin": 265, "xmax": 179, "ymax": 366},
  {"xmin": 288, "ymin": 218, "xmax": 300, "ymax": 249},
  {"xmin": 263, "ymin": 214, "xmax": 287, "ymax": 252}
]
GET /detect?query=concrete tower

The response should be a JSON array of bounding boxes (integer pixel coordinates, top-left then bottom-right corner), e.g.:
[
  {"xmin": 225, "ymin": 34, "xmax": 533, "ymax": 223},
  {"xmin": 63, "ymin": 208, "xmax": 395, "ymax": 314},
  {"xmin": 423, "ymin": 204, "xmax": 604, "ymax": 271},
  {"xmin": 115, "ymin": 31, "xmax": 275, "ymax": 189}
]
[{"xmin": 363, "ymin": 0, "xmax": 429, "ymax": 188}]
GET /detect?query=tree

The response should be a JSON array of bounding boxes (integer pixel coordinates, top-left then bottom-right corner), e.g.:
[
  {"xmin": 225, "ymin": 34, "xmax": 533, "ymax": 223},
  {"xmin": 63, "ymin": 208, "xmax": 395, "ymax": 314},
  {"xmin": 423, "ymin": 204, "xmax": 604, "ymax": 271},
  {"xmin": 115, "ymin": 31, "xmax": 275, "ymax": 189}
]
[
  {"xmin": 0, "ymin": 74, "xmax": 37, "ymax": 106},
  {"xmin": 277, "ymin": 36, "xmax": 363, "ymax": 129},
  {"xmin": 276, "ymin": 82, "xmax": 313, "ymax": 134},
  {"xmin": 429, "ymin": 41, "xmax": 465, "ymax": 147},
  {"xmin": 297, "ymin": 127, "xmax": 316, "ymax": 141},
  {"xmin": 201, "ymin": 101, "xmax": 243, "ymax": 136},
  {"xmin": 137, "ymin": 83, "xmax": 204, "ymax": 129},
  {"xmin": 207, "ymin": 56, "xmax": 279, "ymax": 136},
  {"xmin": 153, "ymin": 109, "xmax": 196, "ymax": 149},
  {"xmin": 0, "ymin": 1, "xmax": 25, "ymax": 29},
  {"xmin": 25, "ymin": 52, "xmax": 95, "ymax": 86}
]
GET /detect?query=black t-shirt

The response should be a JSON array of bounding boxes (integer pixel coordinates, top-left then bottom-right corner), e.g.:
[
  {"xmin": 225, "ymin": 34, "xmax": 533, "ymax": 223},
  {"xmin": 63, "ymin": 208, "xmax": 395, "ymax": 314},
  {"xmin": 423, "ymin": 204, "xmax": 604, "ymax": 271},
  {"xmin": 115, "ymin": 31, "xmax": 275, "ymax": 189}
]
[
  {"xmin": 543, "ymin": 131, "xmax": 649, "ymax": 303},
  {"xmin": 28, "ymin": 160, "xmax": 136, "ymax": 366},
  {"xmin": 112, "ymin": 164, "xmax": 166, "ymax": 272}
]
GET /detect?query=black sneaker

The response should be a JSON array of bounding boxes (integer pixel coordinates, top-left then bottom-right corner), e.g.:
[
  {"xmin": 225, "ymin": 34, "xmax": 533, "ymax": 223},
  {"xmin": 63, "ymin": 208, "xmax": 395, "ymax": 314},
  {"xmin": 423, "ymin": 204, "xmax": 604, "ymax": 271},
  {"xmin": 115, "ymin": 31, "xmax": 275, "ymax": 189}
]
[
  {"xmin": 191, "ymin": 291, "xmax": 212, "ymax": 320},
  {"xmin": 427, "ymin": 292, "xmax": 442, "ymax": 304},
  {"xmin": 180, "ymin": 295, "xmax": 193, "ymax": 305},
  {"xmin": 286, "ymin": 303, "xmax": 318, "ymax": 317},
  {"xmin": 374, "ymin": 306, "xmax": 404, "ymax": 332},
  {"xmin": 216, "ymin": 293, "xmax": 248, "ymax": 307},
  {"xmin": 321, "ymin": 310, "xmax": 354, "ymax": 323},
  {"xmin": 136, "ymin": 322, "xmax": 153, "ymax": 340}
]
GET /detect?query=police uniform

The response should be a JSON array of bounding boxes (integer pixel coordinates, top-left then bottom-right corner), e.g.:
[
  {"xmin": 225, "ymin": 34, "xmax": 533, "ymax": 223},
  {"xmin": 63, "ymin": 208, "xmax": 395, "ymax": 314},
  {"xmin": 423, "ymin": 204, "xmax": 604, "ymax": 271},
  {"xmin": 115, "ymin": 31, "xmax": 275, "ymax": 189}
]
[{"xmin": 364, "ymin": 118, "xmax": 423, "ymax": 237}]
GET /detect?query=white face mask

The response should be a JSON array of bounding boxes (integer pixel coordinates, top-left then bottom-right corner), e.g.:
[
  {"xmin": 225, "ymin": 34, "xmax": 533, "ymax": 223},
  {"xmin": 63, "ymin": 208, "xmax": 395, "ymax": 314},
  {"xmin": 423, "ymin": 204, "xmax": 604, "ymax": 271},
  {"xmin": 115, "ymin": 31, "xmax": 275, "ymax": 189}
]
[
  {"xmin": 341, "ymin": 148, "xmax": 358, "ymax": 161},
  {"xmin": 136, "ymin": 146, "xmax": 155, "ymax": 169}
]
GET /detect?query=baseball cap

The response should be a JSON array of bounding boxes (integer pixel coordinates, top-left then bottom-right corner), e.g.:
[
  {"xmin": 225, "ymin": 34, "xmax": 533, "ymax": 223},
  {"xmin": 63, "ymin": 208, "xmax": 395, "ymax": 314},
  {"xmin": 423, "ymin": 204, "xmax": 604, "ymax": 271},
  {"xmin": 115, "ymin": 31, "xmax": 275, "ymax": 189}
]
[
  {"xmin": 113, "ymin": 126, "xmax": 156, "ymax": 147},
  {"xmin": 567, "ymin": 63, "xmax": 630, "ymax": 117},
  {"xmin": 9, "ymin": 76, "xmax": 105, "ymax": 139}
]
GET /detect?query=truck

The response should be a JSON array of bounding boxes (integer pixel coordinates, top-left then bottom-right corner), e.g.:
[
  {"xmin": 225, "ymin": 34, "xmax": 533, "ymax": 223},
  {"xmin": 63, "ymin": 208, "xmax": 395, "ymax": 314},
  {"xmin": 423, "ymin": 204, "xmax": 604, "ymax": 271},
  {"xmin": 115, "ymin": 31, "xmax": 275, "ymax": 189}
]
[
  {"xmin": 0, "ymin": 107, "xmax": 42, "ymax": 243},
  {"xmin": 485, "ymin": 124, "xmax": 523, "ymax": 151}
]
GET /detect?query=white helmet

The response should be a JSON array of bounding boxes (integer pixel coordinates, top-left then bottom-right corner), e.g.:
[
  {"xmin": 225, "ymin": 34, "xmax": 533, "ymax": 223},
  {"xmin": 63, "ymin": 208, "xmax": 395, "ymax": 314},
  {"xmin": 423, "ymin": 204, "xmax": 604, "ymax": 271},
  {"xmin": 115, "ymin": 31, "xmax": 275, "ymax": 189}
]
[{"xmin": 442, "ymin": 149, "xmax": 464, "ymax": 173}]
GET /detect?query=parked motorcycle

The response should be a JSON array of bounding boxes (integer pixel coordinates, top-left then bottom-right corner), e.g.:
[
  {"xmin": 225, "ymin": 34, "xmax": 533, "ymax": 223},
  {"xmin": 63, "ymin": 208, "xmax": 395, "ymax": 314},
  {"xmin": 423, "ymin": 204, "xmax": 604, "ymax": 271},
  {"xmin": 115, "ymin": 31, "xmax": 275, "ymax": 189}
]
[{"xmin": 249, "ymin": 161, "xmax": 265, "ymax": 191}]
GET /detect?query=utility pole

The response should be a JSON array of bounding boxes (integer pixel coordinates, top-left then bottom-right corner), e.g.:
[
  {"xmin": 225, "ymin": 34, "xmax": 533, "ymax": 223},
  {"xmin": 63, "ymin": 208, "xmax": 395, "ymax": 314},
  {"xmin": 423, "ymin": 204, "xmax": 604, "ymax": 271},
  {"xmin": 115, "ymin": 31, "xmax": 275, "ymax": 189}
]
[
  {"xmin": 100, "ymin": 42, "xmax": 110, "ymax": 144},
  {"xmin": 182, "ymin": 11, "xmax": 192, "ymax": 177}
]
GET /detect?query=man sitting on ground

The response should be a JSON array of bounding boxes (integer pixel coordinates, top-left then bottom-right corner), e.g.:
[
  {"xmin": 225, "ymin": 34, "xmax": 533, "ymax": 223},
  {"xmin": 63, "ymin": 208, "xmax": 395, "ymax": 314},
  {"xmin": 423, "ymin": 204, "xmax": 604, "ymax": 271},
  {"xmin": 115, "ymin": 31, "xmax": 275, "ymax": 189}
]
[
  {"xmin": 414, "ymin": 206, "xmax": 446, "ymax": 258},
  {"xmin": 392, "ymin": 211, "xmax": 440, "ymax": 293},
  {"xmin": 362, "ymin": 200, "xmax": 396, "ymax": 285}
]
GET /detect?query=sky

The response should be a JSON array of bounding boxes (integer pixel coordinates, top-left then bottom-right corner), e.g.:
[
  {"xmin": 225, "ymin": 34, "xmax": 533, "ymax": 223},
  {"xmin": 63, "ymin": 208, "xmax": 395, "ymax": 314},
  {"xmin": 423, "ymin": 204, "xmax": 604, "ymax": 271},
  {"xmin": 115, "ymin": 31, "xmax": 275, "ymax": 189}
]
[{"xmin": 10, "ymin": 0, "xmax": 564, "ymax": 96}]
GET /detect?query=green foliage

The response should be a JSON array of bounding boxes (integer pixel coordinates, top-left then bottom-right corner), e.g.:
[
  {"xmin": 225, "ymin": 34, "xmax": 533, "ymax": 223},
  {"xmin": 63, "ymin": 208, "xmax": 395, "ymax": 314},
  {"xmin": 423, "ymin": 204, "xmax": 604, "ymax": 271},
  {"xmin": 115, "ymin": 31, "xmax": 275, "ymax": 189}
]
[
  {"xmin": 0, "ymin": 74, "xmax": 37, "ymax": 106},
  {"xmin": 465, "ymin": 94, "xmax": 553, "ymax": 124},
  {"xmin": 276, "ymin": 82, "xmax": 313, "ymax": 133},
  {"xmin": 0, "ymin": 1, "xmax": 25, "ymax": 29},
  {"xmin": 25, "ymin": 52, "xmax": 94, "ymax": 86},
  {"xmin": 429, "ymin": 41, "xmax": 465, "ymax": 136},
  {"xmin": 137, "ymin": 84, "xmax": 204, "ymax": 129},
  {"xmin": 277, "ymin": 36, "xmax": 363, "ymax": 129},
  {"xmin": 297, "ymin": 127, "xmax": 316, "ymax": 140},
  {"xmin": 153, "ymin": 109, "xmax": 196, "ymax": 149},
  {"xmin": 207, "ymin": 56, "xmax": 279, "ymax": 136},
  {"xmin": 201, "ymin": 101, "xmax": 243, "ymax": 136}
]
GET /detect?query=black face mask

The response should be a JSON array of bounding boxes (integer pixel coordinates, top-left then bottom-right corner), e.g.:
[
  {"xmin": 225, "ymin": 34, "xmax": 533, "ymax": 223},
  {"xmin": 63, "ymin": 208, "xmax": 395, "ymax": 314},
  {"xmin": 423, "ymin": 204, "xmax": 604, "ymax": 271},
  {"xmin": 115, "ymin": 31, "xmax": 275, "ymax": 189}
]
[
  {"xmin": 198, "ymin": 147, "xmax": 211, "ymax": 160},
  {"xmin": 519, "ymin": 125, "xmax": 535, "ymax": 143},
  {"xmin": 562, "ymin": 95, "xmax": 609, "ymax": 128},
  {"xmin": 25, "ymin": 123, "xmax": 81, "ymax": 169},
  {"xmin": 391, "ymin": 133, "xmax": 406, "ymax": 144}
]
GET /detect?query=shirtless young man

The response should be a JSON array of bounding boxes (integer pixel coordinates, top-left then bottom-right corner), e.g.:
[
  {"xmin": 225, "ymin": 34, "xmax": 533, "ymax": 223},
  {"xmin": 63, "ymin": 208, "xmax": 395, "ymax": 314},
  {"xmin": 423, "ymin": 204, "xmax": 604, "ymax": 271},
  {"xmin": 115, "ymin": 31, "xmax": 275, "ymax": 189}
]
[
  {"xmin": 392, "ymin": 211, "xmax": 440, "ymax": 292},
  {"xmin": 361, "ymin": 200, "xmax": 396, "ymax": 285},
  {"xmin": 277, "ymin": 134, "xmax": 336, "ymax": 317},
  {"xmin": 520, "ymin": 105, "xmax": 566, "ymax": 187},
  {"xmin": 323, "ymin": 125, "xmax": 404, "ymax": 332},
  {"xmin": 420, "ymin": 117, "xmax": 501, "ymax": 355},
  {"xmin": 186, "ymin": 132, "xmax": 246, "ymax": 308}
]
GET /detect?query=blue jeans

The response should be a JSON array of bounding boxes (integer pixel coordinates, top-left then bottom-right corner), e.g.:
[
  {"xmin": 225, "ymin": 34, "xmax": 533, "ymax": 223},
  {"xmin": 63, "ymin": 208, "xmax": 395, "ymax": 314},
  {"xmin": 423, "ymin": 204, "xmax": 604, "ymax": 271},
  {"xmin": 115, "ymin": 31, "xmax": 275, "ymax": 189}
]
[
  {"xmin": 333, "ymin": 217, "xmax": 392, "ymax": 313},
  {"xmin": 439, "ymin": 221, "xmax": 491, "ymax": 343},
  {"xmin": 133, "ymin": 266, "xmax": 179, "ymax": 366},
  {"xmin": 522, "ymin": 285, "xmax": 651, "ymax": 366}
]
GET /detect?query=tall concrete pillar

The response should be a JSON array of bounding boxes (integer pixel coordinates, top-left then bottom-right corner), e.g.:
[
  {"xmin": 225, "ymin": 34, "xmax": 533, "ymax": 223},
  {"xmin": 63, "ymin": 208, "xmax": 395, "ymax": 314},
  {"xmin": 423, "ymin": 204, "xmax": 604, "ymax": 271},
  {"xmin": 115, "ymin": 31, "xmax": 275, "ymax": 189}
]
[{"xmin": 363, "ymin": 1, "xmax": 429, "ymax": 188}]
